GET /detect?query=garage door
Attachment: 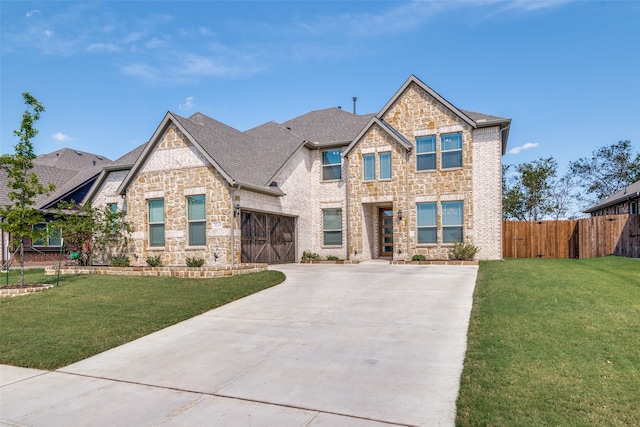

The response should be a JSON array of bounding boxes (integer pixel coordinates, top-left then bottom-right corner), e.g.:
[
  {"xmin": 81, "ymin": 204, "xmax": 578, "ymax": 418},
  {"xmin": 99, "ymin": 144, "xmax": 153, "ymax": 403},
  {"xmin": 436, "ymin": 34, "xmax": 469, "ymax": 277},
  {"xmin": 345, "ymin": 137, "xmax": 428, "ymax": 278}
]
[{"xmin": 240, "ymin": 211, "xmax": 296, "ymax": 264}]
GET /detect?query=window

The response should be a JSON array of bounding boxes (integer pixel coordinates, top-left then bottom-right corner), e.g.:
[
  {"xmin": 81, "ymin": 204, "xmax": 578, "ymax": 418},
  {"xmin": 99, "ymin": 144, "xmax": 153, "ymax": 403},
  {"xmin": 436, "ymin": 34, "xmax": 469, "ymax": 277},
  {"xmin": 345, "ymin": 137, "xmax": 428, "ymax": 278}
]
[
  {"xmin": 442, "ymin": 201, "xmax": 463, "ymax": 243},
  {"xmin": 416, "ymin": 136, "xmax": 436, "ymax": 171},
  {"xmin": 33, "ymin": 223, "xmax": 62, "ymax": 247},
  {"xmin": 363, "ymin": 154, "xmax": 375, "ymax": 181},
  {"xmin": 187, "ymin": 195, "xmax": 206, "ymax": 246},
  {"xmin": 631, "ymin": 201, "xmax": 638, "ymax": 215},
  {"xmin": 323, "ymin": 209, "xmax": 342, "ymax": 246},
  {"xmin": 148, "ymin": 199, "xmax": 165, "ymax": 247},
  {"xmin": 322, "ymin": 150, "xmax": 342, "ymax": 180},
  {"xmin": 379, "ymin": 152, "xmax": 391, "ymax": 179},
  {"xmin": 107, "ymin": 202, "xmax": 118, "ymax": 213},
  {"xmin": 441, "ymin": 133, "xmax": 462, "ymax": 169},
  {"xmin": 417, "ymin": 203, "xmax": 437, "ymax": 244}
]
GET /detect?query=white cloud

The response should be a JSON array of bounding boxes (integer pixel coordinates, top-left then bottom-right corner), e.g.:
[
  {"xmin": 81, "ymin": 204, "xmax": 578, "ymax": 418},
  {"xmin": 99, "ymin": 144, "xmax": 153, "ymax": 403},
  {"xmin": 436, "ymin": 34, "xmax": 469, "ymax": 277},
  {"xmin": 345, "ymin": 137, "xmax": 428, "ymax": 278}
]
[
  {"xmin": 52, "ymin": 132, "xmax": 72, "ymax": 142},
  {"xmin": 179, "ymin": 96, "xmax": 195, "ymax": 111},
  {"xmin": 26, "ymin": 10, "xmax": 41, "ymax": 18},
  {"xmin": 87, "ymin": 43, "xmax": 120, "ymax": 52},
  {"xmin": 508, "ymin": 142, "xmax": 539, "ymax": 155},
  {"xmin": 43, "ymin": 29, "xmax": 53, "ymax": 38}
]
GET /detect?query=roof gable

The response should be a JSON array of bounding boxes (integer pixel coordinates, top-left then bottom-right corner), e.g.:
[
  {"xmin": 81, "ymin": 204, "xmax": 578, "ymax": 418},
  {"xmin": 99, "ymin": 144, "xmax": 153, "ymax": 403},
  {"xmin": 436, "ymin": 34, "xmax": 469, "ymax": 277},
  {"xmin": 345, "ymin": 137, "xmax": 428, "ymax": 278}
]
[{"xmin": 343, "ymin": 117, "xmax": 413, "ymax": 157}]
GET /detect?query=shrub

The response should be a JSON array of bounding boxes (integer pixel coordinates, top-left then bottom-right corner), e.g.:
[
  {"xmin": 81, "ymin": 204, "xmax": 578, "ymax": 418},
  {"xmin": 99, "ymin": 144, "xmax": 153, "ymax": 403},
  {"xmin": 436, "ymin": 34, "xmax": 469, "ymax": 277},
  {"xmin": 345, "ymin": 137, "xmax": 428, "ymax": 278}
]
[
  {"xmin": 109, "ymin": 255, "xmax": 130, "ymax": 267},
  {"xmin": 301, "ymin": 250, "xmax": 320, "ymax": 261},
  {"xmin": 411, "ymin": 254, "xmax": 427, "ymax": 261},
  {"xmin": 326, "ymin": 255, "xmax": 339, "ymax": 261},
  {"xmin": 145, "ymin": 255, "xmax": 163, "ymax": 267},
  {"xmin": 186, "ymin": 257, "xmax": 205, "ymax": 267},
  {"xmin": 449, "ymin": 241, "xmax": 480, "ymax": 261}
]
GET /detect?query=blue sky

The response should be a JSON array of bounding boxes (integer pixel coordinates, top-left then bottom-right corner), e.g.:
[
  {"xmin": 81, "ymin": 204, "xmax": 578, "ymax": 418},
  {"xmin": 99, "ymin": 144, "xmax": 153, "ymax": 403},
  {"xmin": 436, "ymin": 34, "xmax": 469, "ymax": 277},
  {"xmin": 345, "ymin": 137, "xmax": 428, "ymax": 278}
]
[{"xmin": 1, "ymin": 1, "xmax": 638, "ymax": 175}]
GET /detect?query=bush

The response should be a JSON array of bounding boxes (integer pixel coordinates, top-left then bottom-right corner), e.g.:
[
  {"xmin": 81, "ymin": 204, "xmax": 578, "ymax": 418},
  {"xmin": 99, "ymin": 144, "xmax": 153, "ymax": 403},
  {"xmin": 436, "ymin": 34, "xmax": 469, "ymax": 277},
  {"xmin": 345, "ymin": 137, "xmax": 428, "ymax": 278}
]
[
  {"xmin": 301, "ymin": 250, "xmax": 320, "ymax": 261},
  {"xmin": 326, "ymin": 255, "xmax": 339, "ymax": 261},
  {"xmin": 109, "ymin": 255, "xmax": 130, "ymax": 267},
  {"xmin": 449, "ymin": 241, "xmax": 480, "ymax": 260},
  {"xmin": 411, "ymin": 254, "xmax": 427, "ymax": 261},
  {"xmin": 145, "ymin": 255, "xmax": 163, "ymax": 267},
  {"xmin": 186, "ymin": 257, "xmax": 205, "ymax": 267}
]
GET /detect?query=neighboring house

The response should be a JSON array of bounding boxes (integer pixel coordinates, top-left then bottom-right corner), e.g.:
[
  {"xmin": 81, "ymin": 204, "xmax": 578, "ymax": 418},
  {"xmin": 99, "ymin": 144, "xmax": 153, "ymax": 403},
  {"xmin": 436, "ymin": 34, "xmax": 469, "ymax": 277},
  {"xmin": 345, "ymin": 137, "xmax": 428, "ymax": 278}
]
[
  {"xmin": 0, "ymin": 148, "xmax": 113, "ymax": 266},
  {"xmin": 85, "ymin": 75, "xmax": 511, "ymax": 265},
  {"xmin": 584, "ymin": 180, "xmax": 640, "ymax": 216}
]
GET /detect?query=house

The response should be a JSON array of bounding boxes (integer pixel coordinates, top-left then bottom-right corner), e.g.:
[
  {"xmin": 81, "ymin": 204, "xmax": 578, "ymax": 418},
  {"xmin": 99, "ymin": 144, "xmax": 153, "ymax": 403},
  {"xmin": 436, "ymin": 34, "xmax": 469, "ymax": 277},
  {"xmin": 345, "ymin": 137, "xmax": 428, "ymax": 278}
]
[
  {"xmin": 0, "ymin": 149, "xmax": 113, "ymax": 266},
  {"xmin": 584, "ymin": 180, "xmax": 640, "ymax": 216},
  {"xmin": 85, "ymin": 75, "xmax": 511, "ymax": 265}
]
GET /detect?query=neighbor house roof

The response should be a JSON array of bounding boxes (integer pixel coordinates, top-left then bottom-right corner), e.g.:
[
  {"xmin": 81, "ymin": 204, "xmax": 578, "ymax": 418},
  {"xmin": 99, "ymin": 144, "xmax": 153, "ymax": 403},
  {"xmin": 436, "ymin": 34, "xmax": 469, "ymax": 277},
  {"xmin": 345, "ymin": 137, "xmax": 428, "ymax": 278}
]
[
  {"xmin": 0, "ymin": 149, "xmax": 112, "ymax": 212},
  {"xmin": 584, "ymin": 180, "xmax": 640, "ymax": 213}
]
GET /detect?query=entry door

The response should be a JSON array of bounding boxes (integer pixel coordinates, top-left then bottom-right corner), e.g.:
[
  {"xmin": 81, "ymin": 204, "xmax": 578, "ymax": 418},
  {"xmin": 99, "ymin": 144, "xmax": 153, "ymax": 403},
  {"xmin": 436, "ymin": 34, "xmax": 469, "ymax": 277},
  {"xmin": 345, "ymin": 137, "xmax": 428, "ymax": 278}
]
[{"xmin": 379, "ymin": 208, "xmax": 394, "ymax": 257}]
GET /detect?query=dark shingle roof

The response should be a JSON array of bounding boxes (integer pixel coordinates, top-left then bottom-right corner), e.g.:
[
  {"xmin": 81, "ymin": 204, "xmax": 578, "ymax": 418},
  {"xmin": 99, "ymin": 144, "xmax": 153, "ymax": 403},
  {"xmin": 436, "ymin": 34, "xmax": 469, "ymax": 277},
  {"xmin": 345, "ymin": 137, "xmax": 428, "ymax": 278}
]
[
  {"xmin": 584, "ymin": 180, "xmax": 640, "ymax": 213},
  {"xmin": 281, "ymin": 108, "xmax": 375, "ymax": 147}
]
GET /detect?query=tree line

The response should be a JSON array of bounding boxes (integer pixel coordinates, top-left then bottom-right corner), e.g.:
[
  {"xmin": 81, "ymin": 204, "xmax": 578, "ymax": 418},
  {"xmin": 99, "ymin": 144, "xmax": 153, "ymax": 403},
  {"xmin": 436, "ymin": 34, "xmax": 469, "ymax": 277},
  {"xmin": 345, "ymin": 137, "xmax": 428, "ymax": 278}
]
[{"xmin": 503, "ymin": 141, "xmax": 640, "ymax": 221}]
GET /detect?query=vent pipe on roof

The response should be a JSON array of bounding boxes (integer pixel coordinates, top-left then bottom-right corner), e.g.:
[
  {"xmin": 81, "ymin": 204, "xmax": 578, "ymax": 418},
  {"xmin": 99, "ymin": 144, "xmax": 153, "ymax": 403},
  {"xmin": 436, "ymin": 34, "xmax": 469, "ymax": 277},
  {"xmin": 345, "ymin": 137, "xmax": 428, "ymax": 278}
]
[{"xmin": 353, "ymin": 97, "xmax": 357, "ymax": 114}]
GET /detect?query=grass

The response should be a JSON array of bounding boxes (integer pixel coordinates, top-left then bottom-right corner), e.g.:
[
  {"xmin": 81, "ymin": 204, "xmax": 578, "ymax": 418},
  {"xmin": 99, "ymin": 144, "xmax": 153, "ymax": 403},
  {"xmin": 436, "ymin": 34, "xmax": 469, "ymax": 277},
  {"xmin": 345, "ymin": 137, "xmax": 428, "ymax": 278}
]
[
  {"xmin": 0, "ymin": 269, "xmax": 285, "ymax": 370},
  {"xmin": 457, "ymin": 257, "xmax": 640, "ymax": 427}
]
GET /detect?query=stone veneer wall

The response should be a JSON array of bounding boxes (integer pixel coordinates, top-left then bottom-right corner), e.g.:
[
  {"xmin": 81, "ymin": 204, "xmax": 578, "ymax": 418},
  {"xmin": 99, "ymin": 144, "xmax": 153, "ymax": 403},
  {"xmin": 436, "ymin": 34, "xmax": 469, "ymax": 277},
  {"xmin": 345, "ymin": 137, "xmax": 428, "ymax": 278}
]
[{"xmin": 125, "ymin": 125, "xmax": 234, "ymax": 266}]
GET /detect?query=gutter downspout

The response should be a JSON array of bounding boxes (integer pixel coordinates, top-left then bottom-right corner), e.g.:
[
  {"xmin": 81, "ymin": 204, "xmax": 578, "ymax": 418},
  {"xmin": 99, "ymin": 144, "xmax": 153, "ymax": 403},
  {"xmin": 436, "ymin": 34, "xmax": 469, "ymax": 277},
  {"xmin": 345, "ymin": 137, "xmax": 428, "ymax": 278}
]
[
  {"xmin": 344, "ymin": 155, "xmax": 350, "ymax": 260},
  {"xmin": 405, "ymin": 150, "xmax": 410, "ymax": 260},
  {"xmin": 229, "ymin": 184, "xmax": 241, "ymax": 266}
]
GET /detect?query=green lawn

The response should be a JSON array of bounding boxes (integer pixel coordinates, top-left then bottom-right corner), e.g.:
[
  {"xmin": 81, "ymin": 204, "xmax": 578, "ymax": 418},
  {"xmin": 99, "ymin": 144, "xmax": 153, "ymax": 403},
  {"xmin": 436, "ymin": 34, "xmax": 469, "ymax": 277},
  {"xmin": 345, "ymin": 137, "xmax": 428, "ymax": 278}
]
[
  {"xmin": 0, "ymin": 269, "xmax": 285, "ymax": 370},
  {"xmin": 457, "ymin": 257, "xmax": 640, "ymax": 427}
]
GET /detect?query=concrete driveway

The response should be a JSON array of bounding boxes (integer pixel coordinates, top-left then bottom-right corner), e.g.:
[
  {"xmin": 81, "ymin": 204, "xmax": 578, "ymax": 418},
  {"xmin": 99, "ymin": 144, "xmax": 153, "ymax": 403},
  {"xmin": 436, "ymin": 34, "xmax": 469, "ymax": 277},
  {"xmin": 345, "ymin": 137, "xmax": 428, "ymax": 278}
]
[{"xmin": 0, "ymin": 262, "xmax": 478, "ymax": 427}]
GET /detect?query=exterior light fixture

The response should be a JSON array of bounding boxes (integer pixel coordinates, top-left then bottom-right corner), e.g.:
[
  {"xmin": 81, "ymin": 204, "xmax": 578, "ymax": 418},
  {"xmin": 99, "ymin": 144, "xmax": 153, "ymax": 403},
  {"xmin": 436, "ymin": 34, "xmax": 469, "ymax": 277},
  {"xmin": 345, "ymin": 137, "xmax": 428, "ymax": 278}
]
[
  {"xmin": 397, "ymin": 210, "xmax": 403, "ymax": 221},
  {"xmin": 234, "ymin": 203, "xmax": 241, "ymax": 217}
]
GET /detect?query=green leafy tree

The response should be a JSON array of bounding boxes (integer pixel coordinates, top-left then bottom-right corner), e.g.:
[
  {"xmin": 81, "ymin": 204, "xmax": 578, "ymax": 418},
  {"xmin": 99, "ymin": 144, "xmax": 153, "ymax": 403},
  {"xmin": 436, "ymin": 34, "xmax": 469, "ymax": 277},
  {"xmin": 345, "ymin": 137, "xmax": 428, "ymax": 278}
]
[
  {"xmin": 51, "ymin": 201, "xmax": 132, "ymax": 266},
  {"xmin": 503, "ymin": 157, "xmax": 558, "ymax": 221},
  {"xmin": 569, "ymin": 140, "xmax": 640, "ymax": 202},
  {"xmin": 0, "ymin": 93, "xmax": 55, "ymax": 285}
]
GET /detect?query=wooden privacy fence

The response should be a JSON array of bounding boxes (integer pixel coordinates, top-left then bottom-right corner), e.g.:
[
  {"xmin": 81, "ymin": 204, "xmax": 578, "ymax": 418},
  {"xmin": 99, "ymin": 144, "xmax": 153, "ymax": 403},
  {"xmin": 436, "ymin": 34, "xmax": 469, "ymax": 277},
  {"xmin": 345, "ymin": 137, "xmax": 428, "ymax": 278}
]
[{"xmin": 503, "ymin": 214, "xmax": 640, "ymax": 259}]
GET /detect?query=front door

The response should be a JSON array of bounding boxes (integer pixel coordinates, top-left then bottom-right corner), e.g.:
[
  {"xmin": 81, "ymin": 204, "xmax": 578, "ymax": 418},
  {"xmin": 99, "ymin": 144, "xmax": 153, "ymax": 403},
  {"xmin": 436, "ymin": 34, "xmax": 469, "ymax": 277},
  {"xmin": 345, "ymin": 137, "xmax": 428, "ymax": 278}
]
[{"xmin": 379, "ymin": 208, "xmax": 393, "ymax": 257}]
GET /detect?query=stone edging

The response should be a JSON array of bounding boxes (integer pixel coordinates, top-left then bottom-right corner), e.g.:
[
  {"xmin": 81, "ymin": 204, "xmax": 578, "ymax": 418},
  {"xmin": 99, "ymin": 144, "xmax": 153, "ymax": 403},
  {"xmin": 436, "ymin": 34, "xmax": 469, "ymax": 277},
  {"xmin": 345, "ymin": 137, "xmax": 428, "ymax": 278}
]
[
  {"xmin": 0, "ymin": 284, "xmax": 55, "ymax": 298},
  {"xmin": 391, "ymin": 260, "xmax": 479, "ymax": 265},
  {"xmin": 299, "ymin": 260, "xmax": 360, "ymax": 264},
  {"xmin": 44, "ymin": 264, "xmax": 268, "ymax": 278}
]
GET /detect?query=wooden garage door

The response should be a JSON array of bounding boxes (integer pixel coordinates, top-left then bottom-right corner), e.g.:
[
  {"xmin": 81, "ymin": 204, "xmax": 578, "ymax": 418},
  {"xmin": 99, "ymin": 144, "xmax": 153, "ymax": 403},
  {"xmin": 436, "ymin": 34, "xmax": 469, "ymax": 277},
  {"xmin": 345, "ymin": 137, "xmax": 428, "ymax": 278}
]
[{"xmin": 241, "ymin": 211, "xmax": 295, "ymax": 264}]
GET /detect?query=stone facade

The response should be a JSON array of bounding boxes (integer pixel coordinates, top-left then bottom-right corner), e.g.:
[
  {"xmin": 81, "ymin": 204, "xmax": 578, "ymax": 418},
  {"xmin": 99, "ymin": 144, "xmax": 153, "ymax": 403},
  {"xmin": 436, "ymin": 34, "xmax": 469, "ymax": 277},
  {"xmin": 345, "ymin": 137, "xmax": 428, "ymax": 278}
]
[{"xmin": 88, "ymin": 76, "xmax": 508, "ymax": 265}]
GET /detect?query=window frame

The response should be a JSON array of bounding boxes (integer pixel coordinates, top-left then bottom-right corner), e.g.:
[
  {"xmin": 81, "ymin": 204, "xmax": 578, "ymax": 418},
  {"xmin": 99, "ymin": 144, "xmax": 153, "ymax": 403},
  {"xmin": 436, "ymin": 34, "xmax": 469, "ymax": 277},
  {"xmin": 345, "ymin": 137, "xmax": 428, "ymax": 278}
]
[
  {"xmin": 416, "ymin": 135, "xmax": 437, "ymax": 171},
  {"xmin": 322, "ymin": 209, "xmax": 343, "ymax": 246},
  {"xmin": 363, "ymin": 153, "xmax": 376, "ymax": 181},
  {"xmin": 416, "ymin": 202, "xmax": 437, "ymax": 244},
  {"xmin": 441, "ymin": 132, "xmax": 463, "ymax": 169},
  {"xmin": 321, "ymin": 149, "xmax": 342, "ymax": 181},
  {"xmin": 32, "ymin": 223, "xmax": 62, "ymax": 247},
  {"xmin": 148, "ymin": 198, "xmax": 165, "ymax": 247},
  {"xmin": 187, "ymin": 195, "xmax": 206, "ymax": 247},
  {"xmin": 379, "ymin": 151, "xmax": 392, "ymax": 180},
  {"xmin": 442, "ymin": 201, "xmax": 464, "ymax": 243}
]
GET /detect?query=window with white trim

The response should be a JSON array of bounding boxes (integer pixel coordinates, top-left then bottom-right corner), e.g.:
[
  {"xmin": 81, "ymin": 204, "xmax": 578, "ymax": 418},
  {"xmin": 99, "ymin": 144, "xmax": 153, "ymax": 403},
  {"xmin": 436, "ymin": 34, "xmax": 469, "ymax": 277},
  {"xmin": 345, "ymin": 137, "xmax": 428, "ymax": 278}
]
[
  {"xmin": 322, "ymin": 150, "xmax": 342, "ymax": 180},
  {"xmin": 187, "ymin": 195, "xmax": 206, "ymax": 246},
  {"xmin": 417, "ymin": 203, "xmax": 437, "ymax": 244},
  {"xmin": 322, "ymin": 209, "xmax": 342, "ymax": 246},
  {"xmin": 442, "ymin": 201, "xmax": 464, "ymax": 243},
  {"xmin": 441, "ymin": 133, "xmax": 462, "ymax": 169},
  {"xmin": 379, "ymin": 152, "xmax": 391, "ymax": 179},
  {"xmin": 363, "ymin": 154, "xmax": 375, "ymax": 181},
  {"xmin": 148, "ymin": 199, "xmax": 165, "ymax": 247},
  {"xmin": 416, "ymin": 136, "xmax": 436, "ymax": 171}
]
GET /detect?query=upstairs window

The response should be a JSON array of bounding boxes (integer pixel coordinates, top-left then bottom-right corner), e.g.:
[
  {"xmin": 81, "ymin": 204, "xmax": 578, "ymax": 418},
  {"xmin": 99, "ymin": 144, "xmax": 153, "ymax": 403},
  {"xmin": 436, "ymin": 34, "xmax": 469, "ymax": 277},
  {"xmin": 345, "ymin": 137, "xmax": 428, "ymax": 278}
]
[
  {"xmin": 379, "ymin": 152, "xmax": 392, "ymax": 179},
  {"xmin": 417, "ymin": 203, "xmax": 437, "ymax": 244},
  {"xmin": 107, "ymin": 202, "xmax": 118, "ymax": 213},
  {"xmin": 363, "ymin": 154, "xmax": 375, "ymax": 181},
  {"xmin": 187, "ymin": 195, "xmax": 206, "ymax": 246},
  {"xmin": 322, "ymin": 150, "xmax": 342, "ymax": 180},
  {"xmin": 322, "ymin": 209, "xmax": 342, "ymax": 246},
  {"xmin": 442, "ymin": 201, "xmax": 464, "ymax": 243},
  {"xmin": 416, "ymin": 136, "xmax": 436, "ymax": 171},
  {"xmin": 441, "ymin": 133, "xmax": 462, "ymax": 169},
  {"xmin": 148, "ymin": 199, "xmax": 165, "ymax": 247}
]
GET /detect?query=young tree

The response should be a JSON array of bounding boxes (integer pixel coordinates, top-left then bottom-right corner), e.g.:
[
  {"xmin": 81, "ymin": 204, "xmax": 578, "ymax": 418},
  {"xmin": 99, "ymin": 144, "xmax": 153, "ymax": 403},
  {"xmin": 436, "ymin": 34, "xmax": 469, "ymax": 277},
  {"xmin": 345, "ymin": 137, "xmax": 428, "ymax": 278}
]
[
  {"xmin": 503, "ymin": 157, "xmax": 558, "ymax": 220},
  {"xmin": 0, "ymin": 93, "xmax": 55, "ymax": 285},
  {"xmin": 569, "ymin": 140, "xmax": 640, "ymax": 202}
]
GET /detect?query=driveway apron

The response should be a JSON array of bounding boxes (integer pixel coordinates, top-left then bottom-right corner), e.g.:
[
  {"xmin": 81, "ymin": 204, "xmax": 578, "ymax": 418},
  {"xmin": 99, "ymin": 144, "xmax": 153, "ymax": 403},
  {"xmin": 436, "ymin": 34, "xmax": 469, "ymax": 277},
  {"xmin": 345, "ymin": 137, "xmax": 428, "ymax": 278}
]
[{"xmin": 0, "ymin": 263, "xmax": 478, "ymax": 427}]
